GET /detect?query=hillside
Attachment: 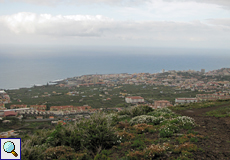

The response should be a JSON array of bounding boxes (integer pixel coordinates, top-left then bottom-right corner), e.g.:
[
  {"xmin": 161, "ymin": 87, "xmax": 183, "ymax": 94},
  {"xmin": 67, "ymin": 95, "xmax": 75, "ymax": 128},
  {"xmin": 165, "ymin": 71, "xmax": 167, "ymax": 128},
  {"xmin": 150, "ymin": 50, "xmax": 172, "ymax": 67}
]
[{"xmin": 16, "ymin": 100, "xmax": 230, "ymax": 160}]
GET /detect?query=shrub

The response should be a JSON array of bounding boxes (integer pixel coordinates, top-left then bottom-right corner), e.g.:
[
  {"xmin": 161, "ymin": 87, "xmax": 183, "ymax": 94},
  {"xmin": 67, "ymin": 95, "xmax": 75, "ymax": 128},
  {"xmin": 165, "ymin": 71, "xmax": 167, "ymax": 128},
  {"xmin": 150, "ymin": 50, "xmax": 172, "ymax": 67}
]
[
  {"xmin": 131, "ymin": 139, "xmax": 146, "ymax": 150},
  {"xmin": 176, "ymin": 135, "xmax": 189, "ymax": 144},
  {"xmin": 21, "ymin": 130, "xmax": 52, "ymax": 160},
  {"xmin": 127, "ymin": 150, "xmax": 145, "ymax": 160},
  {"xmin": 118, "ymin": 105, "xmax": 153, "ymax": 117},
  {"xmin": 106, "ymin": 113, "xmax": 120, "ymax": 125},
  {"xmin": 46, "ymin": 112, "xmax": 119, "ymax": 156},
  {"xmin": 118, "ymin": 115, "xmax": 131, "ymax": 120},
  {"xmin": 46, "ymin": 124, "xmax": 81, "ymax": 152},
  {"xmin": 148, "ymin": 108, "xmax": 176, "ymax": 118},
  {"xmin": 181, "ymin": 150, "xmax": 194, "ymax": 158},
  {"xmin": 138, "ymin": 105, "xmax": 154, "ymax": 114},
  {"xmin": 117, "ymin": 131, "xmax": 135, "ymax": 140},
  {"xmin": 129, "ymin": 115, "xmax": 164, "ymax": 125},
  {"xmin": 159, "ymin": 124, "xmax": 180, "ymax": 138},
  {"xmin": 149, "ymin": 116, "xmax": 165, "ymax": 125},
  {"xmin": 144, "ymin": 143, "xmax": 170, "ymax": 158},
  {"xmin": 173, "ymin": 142, "xmax": 198, "ymax": 153},
  {"xmin": 22, "ymin": 142, "xmax": 47, "ymax": 160},
  {"xmin": 133, "ymin": 123, "xmax": 154, "ymax": 134},
  {"xmin": 94, "ymin": 153, "xmax": 110, "ymax": 160},
  {"xmin": 94, "ymin": 149, "xmax": 111, "ymax": 160},
  {"xmin": 127, "ymin": 143, "xmax": 170, "ymax": 159},
  {"xmin": 76, "ymin": 113, "xmax": 120, "ymax": 155},
  {"xmin": 116, "ymin": 121, "xmax": 131, "ymax": 130},
  {"xmin": 176, "ymin": 116, "xmax": 195, "ymax": 129},
  {"xmin": 120, "ymin": 142, "xmax": 131, "ymax": 147},
  {"xmin": 118, "ymin": 109, "xmax": 132, "ymax": 116},
  {"xmin": 155, "ymin": 108, "xmax": 172, "ymax": 114},
  {"xmin": 44, "ymin": 146, "xmax": 88, "ymax": 160},
  {"xmin": 190, "ymin": 137, "xmax": 198, "ymax": 143},
  {"xmin": 169, "ymin": 118, "xmax": 180, "ymax": 124}
]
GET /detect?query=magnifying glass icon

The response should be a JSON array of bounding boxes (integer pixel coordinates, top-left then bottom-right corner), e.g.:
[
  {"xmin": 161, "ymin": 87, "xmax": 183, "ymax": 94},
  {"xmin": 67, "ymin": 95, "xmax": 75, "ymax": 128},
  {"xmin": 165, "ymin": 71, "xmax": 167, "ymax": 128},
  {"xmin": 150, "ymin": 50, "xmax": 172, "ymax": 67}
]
[{"xmin": 3, "ymin": 141, "xmax": 18, "ymax": 157}]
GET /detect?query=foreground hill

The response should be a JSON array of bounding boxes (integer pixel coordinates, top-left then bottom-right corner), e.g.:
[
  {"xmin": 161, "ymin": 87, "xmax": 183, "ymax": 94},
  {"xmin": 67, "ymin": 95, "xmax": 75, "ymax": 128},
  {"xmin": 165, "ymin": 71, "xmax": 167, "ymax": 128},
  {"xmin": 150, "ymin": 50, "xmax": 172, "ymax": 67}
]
[
  {"xmin": 174, "ymin": 103, "xmax": 230, "ymax": 159},
  {"xmin": 19, "ymin": 100, "xmax": 230, "ymax": 160}
]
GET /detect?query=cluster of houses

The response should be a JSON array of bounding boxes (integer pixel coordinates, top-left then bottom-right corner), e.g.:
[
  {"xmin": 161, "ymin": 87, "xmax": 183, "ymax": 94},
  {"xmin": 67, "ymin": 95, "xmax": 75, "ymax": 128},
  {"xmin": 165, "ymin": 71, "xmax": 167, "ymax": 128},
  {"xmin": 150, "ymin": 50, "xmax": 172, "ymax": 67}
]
[
  {"xmin": 20, "ymin": 68, "xmax": 230, "ymax": 109},
  {"xmin": 174, "ymin": 92, "xmax": 230, "ymax": 105},
  {"xmin": 125, "ymin": 91, "xmax": 230, "ymax": 108},
  {"xmin": 7, "ymin": 105, "xmax": 96, "ymax": 116},
  {"xmin": 205, "ymin": 68, "xmax": 230, "ymax": 76},
  {"xmin": 2, "ymin": 90, "xmax": 230, "ymax": 119},
  {"xmin": 56, "ymin": 68, "xmax": 230, "ymax": 92},
  {"xmin": 0, "ymin": 90, "xmax": 10, "ymax": 110},
  {"xmin": 125, "ymin": 96, "xmax": 173, "ymax": 108}
]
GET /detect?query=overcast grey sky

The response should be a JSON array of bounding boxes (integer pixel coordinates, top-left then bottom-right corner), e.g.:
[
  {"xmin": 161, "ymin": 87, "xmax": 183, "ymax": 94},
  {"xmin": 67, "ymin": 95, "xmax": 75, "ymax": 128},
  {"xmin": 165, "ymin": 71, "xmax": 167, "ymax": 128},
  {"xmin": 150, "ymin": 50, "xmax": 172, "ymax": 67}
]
[{"xmin": 0, "ymin": 0, "xmax": 230, "ymax": 56}]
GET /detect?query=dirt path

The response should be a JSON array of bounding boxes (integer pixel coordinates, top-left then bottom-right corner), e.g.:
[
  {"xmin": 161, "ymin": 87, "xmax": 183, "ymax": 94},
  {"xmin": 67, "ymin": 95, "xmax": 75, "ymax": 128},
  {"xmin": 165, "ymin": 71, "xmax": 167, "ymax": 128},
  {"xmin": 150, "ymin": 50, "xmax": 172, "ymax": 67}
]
[{"xmin": 174, "ymin": 104, "xmax": 230, "ymax": 160}]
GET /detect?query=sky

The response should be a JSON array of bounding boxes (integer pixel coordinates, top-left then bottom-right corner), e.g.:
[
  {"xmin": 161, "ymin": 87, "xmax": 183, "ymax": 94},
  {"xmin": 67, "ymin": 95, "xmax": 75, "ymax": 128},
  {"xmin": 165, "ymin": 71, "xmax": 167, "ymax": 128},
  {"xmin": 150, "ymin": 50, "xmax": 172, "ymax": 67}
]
[{"xmin": 0, "ymin": 0, "xmax": 230, "ymax": 57}]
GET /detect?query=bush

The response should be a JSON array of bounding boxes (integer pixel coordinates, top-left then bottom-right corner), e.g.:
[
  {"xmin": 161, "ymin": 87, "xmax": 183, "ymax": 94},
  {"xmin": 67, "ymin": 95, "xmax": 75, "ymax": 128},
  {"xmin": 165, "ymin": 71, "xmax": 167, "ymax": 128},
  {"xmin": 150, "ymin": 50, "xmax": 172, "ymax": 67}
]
[
  {"xmin": 21, "ymin": 130, "xmax": 52, "ymax": 160},
  {"xmin": 159, "ymin": 124, "xmax": 180, "ymax": 138},
  {"xmin": 148, "ymin": 108, "xmax": 176, "ymax": 118},
  {"xmin": 76, "ymin": 113, "xmax": 120, "ymax": 155},
  {"xmin": 46, "ymin": 124, "xmax": 81, "ymax": 152},
  {"xmin": 133, "ymin": 123, "xmax": 154, "ymax": 134},
  {"xmin": 129, "ymin": 115, "xmax": 164, "ymax": 126},
  {"xmin": 116, "ymin": 121, "xmax": 131, "ymax": 130},
  {"xmin": 117, "ymin": 115, "xmax": 131, "ymax": 120},
  {"xmin": 44, "ymin": 146, "xmax": 85, "ymax": 160},
  {"xmin": 94, "ymin": 153, "xmax": 110, "ymax": 160},
  {"xmin": 117, "ymin": 131, "xmax": 135, "ymax": 141},
  {"xmin": 144, "ymin": 143, "xmax": 170, "ymax": 158},
  {"xmin": 22, "ymin": 143, "xmax": 47, "ymax": 160},
  {"xmin": 155, "ymin": 108, "xmax": 172, "ymax": 114},
  {"xmin": 46, "ymin": 112, "xmax": 119, "ymax": 156},
  {"xmin": 127, "ymin": 143, "xmax": 170, "ymax": 159},
  {"xmin": 176, "ymin": 116, "xmax": 195, "ymax": 129},
  {"xmin": 94, "ymin": 149, "xmax": 111, "ymax": 160},
  {"xmin": 173, "ymin": 142, "xmax": 197, "ymax": 153},
  {"xmin": 118, "ymin": 106, "xmax": 153, "ymax": 117},
  {"xmin": 127, "ymin": 150, "xmax": 145, "ymax": 160},
  {"xmin": 131, "ymin": 139, "xmax": 146, "ymax": 150}
]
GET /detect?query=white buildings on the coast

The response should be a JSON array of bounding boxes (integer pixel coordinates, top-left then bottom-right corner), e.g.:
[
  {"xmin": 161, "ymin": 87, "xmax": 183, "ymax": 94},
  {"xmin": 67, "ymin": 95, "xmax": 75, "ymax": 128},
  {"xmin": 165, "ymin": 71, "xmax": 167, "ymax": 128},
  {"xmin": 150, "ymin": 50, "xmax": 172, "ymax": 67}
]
[
  {"xmin": 175, "ymin": 98, "xmax": 198, "ymax": 104},
  {"xmin": 125, "ymin": 96, "xmax": 144, "ymax": 103}
]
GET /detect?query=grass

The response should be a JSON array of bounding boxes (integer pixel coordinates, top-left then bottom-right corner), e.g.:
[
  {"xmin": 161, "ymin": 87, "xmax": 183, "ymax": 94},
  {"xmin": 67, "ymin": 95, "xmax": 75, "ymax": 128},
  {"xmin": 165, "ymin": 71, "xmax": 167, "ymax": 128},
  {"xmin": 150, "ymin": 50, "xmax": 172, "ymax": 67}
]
[
  {"xmin": 170, "ymin": 99, "xmax": 230, "ymax": 111},
  {"xmin": 205, "ymin": 105, "xmax": 230, "ymax": 117}
]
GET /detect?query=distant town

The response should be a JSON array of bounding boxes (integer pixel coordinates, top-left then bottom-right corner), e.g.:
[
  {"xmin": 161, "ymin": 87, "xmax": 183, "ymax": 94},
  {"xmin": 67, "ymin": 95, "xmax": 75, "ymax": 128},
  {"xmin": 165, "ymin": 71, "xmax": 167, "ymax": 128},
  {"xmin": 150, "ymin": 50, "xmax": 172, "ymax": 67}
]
[{"xmin": 1, "ymin": 68, "xmax": 230, "ymax": 137}]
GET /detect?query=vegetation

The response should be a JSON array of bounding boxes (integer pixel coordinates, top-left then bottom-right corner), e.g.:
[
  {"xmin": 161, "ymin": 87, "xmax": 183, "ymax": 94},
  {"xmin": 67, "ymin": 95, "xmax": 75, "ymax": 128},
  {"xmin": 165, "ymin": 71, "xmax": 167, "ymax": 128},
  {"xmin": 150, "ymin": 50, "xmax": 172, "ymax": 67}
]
[
  {"xmin": 0, "ymin": 117, "xmax": 22, "ymax": 132},
  {"xmin": 5, "ymin": 84, "xmax": 206, "ymax": 109},
  {"xmin": 206, "ymin": 105, "xmax": 230, "ymax": 117},
  {"xmin": 19, "ymin": 106, "xmax": 203, "ymax": 159},
  {"xmin": 171, "ymin": 99, "xmax": 230, "ymax": 111}
]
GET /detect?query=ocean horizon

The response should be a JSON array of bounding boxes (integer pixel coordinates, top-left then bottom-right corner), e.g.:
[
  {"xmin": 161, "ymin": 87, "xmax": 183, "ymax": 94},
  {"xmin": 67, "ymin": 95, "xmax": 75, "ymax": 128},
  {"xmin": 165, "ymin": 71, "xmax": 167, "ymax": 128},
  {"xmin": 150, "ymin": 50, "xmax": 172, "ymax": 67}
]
[{"xmin": 1, "ymin": 47, "xmax": 230, "ymax": 90}]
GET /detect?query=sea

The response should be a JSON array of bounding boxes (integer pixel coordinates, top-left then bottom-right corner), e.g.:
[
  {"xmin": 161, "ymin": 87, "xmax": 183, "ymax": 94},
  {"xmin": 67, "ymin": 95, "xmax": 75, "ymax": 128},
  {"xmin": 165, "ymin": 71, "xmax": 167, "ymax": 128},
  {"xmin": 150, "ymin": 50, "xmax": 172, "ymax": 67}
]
[{"xmin": 1, "ymin": 47, "xmax": 230, "ymax": 90}]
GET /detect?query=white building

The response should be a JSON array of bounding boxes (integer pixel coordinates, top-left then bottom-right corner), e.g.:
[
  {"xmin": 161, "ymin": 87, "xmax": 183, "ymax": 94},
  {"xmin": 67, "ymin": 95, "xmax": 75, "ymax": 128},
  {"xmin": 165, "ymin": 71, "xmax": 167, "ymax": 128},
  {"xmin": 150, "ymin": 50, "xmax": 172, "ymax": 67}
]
[
  {"xmin": 125, "ymin": 96, "xmax": 144, "ymax": 103},
  {"xmin": 175, "ymin": 98, "xmax": 197, "ymax": 104},
  {"xmin": 0, "ymin": 90, "xmax": 6, "ymax": 94}
]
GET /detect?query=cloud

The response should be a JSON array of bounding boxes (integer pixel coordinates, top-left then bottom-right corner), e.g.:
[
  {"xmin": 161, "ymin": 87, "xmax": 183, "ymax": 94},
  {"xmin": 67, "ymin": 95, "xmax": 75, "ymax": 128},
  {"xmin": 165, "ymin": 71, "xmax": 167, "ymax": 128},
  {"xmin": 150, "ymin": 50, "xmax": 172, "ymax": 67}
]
[
  {"xmin": 1, "ymin": 0, "xmax": 230, "ymax": 8},
  {"xmin": 0, "ymin": 12, "xmax": 113, "ymax": 36},
  {"xmin": 0, "ymin": 12, "xmax": 230, "ymax": 49},
  {"xmin": 161, "ymin": 0, "xmax": 230, "ymax": 8},
  {"xmin": 206, "ymin": 18, "xmax": 230, "ymax": 27},
  {"xmin": 0, "ymin": 0, "xmax": 150, "ymax": 6},
  {"xmin": 187, "ymin": 0, "xmax": 230, "ymax": 7}
]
